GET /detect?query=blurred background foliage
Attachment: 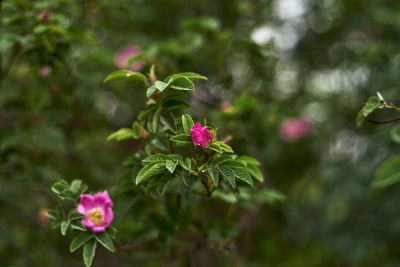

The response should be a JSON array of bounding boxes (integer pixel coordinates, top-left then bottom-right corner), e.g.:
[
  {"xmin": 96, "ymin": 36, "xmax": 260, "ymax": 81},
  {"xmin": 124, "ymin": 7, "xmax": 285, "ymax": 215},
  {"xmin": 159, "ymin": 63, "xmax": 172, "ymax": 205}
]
[{"xmin": 2, "ymin": 0, "xmax": 400, "ymax": 266}]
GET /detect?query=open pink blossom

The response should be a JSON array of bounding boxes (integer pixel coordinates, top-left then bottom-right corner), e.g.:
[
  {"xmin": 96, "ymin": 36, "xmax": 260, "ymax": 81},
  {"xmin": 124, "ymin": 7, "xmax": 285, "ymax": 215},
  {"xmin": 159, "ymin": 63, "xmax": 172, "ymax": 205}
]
[
  {"xmin": 77, "ymin": 191, "xmax": 114, "ymax": 233},
  {"xmin": 114, "ymin": 45, "xmax": 144, "ymax": 71},
  {"xmin": 190, "ymin": 123, "xmax": 213, "ymax": 148},
  {"xmin": 279, "ymin": 117, "xmax": 312, "ymax": 143}
]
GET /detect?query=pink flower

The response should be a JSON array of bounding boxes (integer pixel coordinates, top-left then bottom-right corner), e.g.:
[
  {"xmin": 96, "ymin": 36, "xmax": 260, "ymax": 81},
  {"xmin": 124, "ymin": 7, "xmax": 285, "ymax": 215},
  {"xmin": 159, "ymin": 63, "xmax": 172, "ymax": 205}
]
[
  {"xmin": 220, "ymin": 101, "xmax": 233, "ymax": 113},
  {"xmin": 41, "ymin": 10, "xmax": 50, "ymax": 24},
  {"xmin": 190, "ymin": 123, "xmax": 213, "ymax": 148},
  {"xmin": 39, "ymin": 66, "xmax": 52, "ymax": 76},
  {"xmin": 279, "ymin": 118, "xmax": 312, "ymax": 143},
  {"xmin": 114, "ymin": 45, "xmax": 144, "ymax": 71},
  {"xmin": 77, "ymin": 191, "xmax": 114, "ymax": 233}
]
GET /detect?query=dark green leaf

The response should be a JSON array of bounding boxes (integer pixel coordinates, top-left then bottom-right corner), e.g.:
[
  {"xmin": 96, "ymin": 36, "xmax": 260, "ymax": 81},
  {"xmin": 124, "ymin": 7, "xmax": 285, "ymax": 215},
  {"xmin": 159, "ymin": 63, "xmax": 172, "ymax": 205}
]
[
  {"xmin": 247, "ymin": 164, "xmax": 264, "ymax": 182},
  {"xmin": 170, "ymin": 134, "xmax": 192, "ymax": 144},
  {"xmin": 165, "ymin": 160, "xmax": 178, "ymax": 174},
  {"xmin": 207, "ymin": 166, "xmax": 219, "ymax": 187},
  {"xmin": 170, "ymin": 76, "xmax": 195, "ymax": 91},
  {"xmin": 61, "ymin": 220, "xmax": 69, "ymax": 236},
  {"xmin": 136, "ymin": 163, "xmax": 165, "ymax": 185},
  {"xmin": 232, "ymin": 168, "xmax": 254, "ymax": 187},
  {"xmin": 372, "ymin": 156, "xmax": 400, "ymax": 188},
  {"xmin": 70, "ymin": 232, "xmax": 93, "ymax": 253},
  {"xmin": 218, "ymin": 166, "xmax": 236, "ymax": 188},
  {"xmin": 83, "ymin": 238, "xmax": 97, "ymax": 267},
  {"xmin": 95, "ymin": 232, "xmax": 115, "ymax": 252},
  {"xmin": 143, "ymin": 154, "xmax": 171, "ymax": 163},
  {"xmin": 179, "ymin": 158, "xmax": 192, "ymax": 171}
]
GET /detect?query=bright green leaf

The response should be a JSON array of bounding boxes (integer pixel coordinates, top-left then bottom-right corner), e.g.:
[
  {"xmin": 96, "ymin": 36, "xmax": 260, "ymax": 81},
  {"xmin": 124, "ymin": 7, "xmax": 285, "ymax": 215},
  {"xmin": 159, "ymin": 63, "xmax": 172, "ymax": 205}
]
[
  {"xmin": 95, "ymin": 232, "xmax": 115, "ymax": 252},
  {"xmin": 103, "ymin": 70, "xmax": 147, "ymax": 84},
  {"xmin": 372, "ymin": 156, "xmax": 400, "ymax": 188},
  {"xmin": 136, "ymin": 163, "xmax": 165, "ymax": 185},
  {"xmin": 218, "ymin": 166, "xmax": 236, "ymax": 188},
  {"xmin": 182, "ymin": 114, "xmax": 194, "ymax": 134}
]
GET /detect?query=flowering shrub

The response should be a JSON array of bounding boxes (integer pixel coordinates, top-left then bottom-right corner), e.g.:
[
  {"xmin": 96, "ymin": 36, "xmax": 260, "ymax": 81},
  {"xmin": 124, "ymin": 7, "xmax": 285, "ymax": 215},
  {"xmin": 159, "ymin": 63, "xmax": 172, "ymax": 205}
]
[{"xmin": 47, "ymin": 68, "xmax": 274, "ymax": 266}]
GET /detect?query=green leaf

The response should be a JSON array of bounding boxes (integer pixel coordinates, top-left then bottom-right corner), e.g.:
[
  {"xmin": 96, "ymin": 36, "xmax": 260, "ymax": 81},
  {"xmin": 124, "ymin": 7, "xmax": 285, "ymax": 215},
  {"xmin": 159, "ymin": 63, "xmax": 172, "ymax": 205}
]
[
  {"xmin": 170, "ymin": 134, "xmax": 192, "ymax": 144},
  {"xmin": 152, "ymin": 108, "xmax": 162, "ymax": 133},
  {"xmin": 391, "ymin": 124, "xmax": 400, "ymax": 144},
  {"xmin": 70, "ymin": 232, "xmax": 93, "ymax": 253},
  {"xmin": 179, "ymin": 158, "xmax": 192, "ymax": 171},
  {"xmin": 146, "ymin": 85, "xmax": 158, "ymax": 97},
  {"xmin": 356, "ymin": 96, "xmax": 382, "ymax": 126},
  {"xmin": 182, "ymin": 114, "xmax": 194, "ymax": 135},
  {"xmin": 143, "ymin": 154, "xmax": 171, "ymax": 163},
  {"xmin": 164, "ymin": 72, "xmax": 207, "ymax": 83},
  {"xmin": 220, "ymin": 160, "xmax": 246, "ymax": 168},
  {"xmin": 372, "ymin": 156, "xmax": 400, "ymax": 188},
  {"xmin": 51, "ymin": 179, "xmax": 69, "ymax": 195},
  {"xmin": 160, "ymin": 112, "xmax": 176, "ymax": 132},
  {"xmin": 246, "ymin": 164, "xmax": 264, "ymax": 182},
  {"xmin": 83, "ymin": 238, "xmax": 97, "ymax": 267},
  {"xmin": 209, "ymin": 143, "xmax": 222, "ymax": 153},
  {"xmin": 155, "ymin": 81, "xmax": 168, "ymax": 91},
  {"xmin": 107, "ymin": 128, "xmax": 134, "ymax": 141},
  {"xmin": 251, "ymin": 189, "xmax": 287, "ymax": 204},
  {"xmin": 218, "ymin": 166, "xmax": 236, "ymax": 188},
  {"xmin": 218, "ymin": 142, "xmax": 234, "ymax": 153},
  {"xmin": 71, "ymin": 221, "xmax": 87, "ymax": 231},
  {"xmin": 232, "ymin": 168, "xmax": 254, "ymax": 187},
  {"xmin": 46, "ymin": 209, "xmax": 60, "ymax": 220},
  {"xmin": 237, "ymin": 156, "xmax": 260, "ymax": 166},
  {"xmin": 165, "ymin": 160, "xmax": 178, "ymax": 174},
  {"xmin": 70, "ymin": 180, "xmax": 82, "ymax": 193},
  {"xmin": 103, "ymin": 70, "xmax": 147, "ymax": 84},
  {"xmin": 68, "ymin": 211, "xmax": 86, "ymax": 221},
  {"xmin": 170, "ymin": 77, "xmax": 195, "ymax": 91},
  {"xmin": 207, "ymin": 166, "xmax": 219, "ymax": 187},
  {"xmin": 212, "ymin": 155, "xmax": 234, "ymax": 166},
  {"xmin": 95, "ymin": 232, "xmax": 115, "ymax": 252},
  {"xmin": 132, "ymin": 122, "xmax": 141, "ymax": 139},
  {"xmin": 61, "ymin": 220, "xmax": 69, "ymax": 236},
  {"xmin": 162, "ymin": 99, "xmax": 191, "ymax": 109},
  {"xmin": 136, "ymin": 163, "xmax": 165, "ymax": 185}
]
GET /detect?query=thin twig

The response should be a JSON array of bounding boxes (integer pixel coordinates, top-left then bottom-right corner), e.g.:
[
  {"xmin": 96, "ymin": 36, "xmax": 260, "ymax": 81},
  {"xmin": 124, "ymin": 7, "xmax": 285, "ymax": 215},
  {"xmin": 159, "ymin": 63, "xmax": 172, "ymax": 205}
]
[{"xmin": 364, "ymin": 116, "xmax": 400, "ymax": 125}]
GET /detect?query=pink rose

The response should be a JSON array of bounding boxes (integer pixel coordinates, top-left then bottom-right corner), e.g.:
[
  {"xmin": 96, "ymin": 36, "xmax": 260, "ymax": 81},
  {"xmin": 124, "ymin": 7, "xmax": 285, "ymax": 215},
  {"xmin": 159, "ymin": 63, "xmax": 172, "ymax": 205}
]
[
  {"xmin": 190, "ymin": 123, "xmax": 213, "ymax": 148},
  {"xmin": 77, "ymin": 191, "xmax": 114, "ymax": 232},
  {"xmin": 279, "ymin": 118, "xmax": 312, "ymax": 143},
  {"xmin": 114, "ymin": 45, "xmax": 144, "ymax": 71}
]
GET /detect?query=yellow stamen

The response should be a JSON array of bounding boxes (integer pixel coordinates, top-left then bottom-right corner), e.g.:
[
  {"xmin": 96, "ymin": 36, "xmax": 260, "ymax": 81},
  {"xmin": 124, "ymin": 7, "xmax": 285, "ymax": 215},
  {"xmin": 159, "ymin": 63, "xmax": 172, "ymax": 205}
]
[{"xmin": 87, "ymin": 208, "xmax": 105, "ymax": 225}]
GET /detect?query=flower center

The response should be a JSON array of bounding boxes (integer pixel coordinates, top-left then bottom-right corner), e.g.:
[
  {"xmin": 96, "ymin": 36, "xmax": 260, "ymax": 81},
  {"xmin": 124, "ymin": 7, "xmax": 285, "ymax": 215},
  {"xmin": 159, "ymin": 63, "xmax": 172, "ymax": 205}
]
[{"xmin": 87, "ymin": 208, "xmax": 105, "ymax": 226}]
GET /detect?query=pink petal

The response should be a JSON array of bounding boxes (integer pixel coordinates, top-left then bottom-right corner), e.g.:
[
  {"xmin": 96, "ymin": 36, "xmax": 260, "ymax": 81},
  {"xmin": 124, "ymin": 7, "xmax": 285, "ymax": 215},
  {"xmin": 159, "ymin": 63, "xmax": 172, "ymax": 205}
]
[
  {"xmin": 77, "ymin": 204, "xmax": 87, "ymax": 215},
  {"xmin": 80, "ymin": 194, "xmax": 95, "ymax": 210},
  {"xmin": 94, "ymin": 191, "xmax": 113, "ymax": 208},
  {"xmin": 90, "ymin": 226, "xmax": 106, "ymax": 232},
  {"xmin": 82, "ymin": 218, "xmax": 95, "ymax": 228},
  {"xmin": 104, "ymin": 207, "xmax": 114, "ymax": 225}
]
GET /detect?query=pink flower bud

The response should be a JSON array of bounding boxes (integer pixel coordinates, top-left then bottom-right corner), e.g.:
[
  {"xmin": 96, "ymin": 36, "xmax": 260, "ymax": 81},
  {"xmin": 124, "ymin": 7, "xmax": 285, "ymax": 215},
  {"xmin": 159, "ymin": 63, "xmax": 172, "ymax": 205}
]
[
  {"xmin": 279, "ymin": 118, "xmax": 312, "ymax": 143},
  {"xmin": 41, "ymin": 10, "xmax": 50, "ymax": 24},
  {"xmin": 190, "ymin": 123, "xmax": 213, "ymax": 148},
  {"xmin": 39, "ymin": 65, "xmax": 52, "ymax": 76},
  {"xmin": 77, "ymin": 191, "xmax": 114, "ymax": 232},
  {"xmin": 114, "ymin": 45, "xmax": 144, "ymax": 71}
]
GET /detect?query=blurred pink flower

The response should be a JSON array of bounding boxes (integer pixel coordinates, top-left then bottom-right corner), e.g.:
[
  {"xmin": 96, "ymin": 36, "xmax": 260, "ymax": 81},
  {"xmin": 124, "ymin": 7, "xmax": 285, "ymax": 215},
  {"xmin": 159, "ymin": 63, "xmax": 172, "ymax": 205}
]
[
  {"xmin": 190, "ymin": 123, "xmax": 213, "ymax": 148},
  {"xmin": 77, "ymin": 191, "xmax": 114, "ymax": 232},
  {"xmin": 38, "ymin": 208, "xmax": 50, "ymax": 228},
  {"xmin": 114, "ymin": 45, "xmax": 144, "ymax": 71},
  {"xmin": 220, "ymin": 101, "xmax": 233, "ymax": 113},
  {"xmin": 279, "ymin": 118, "xmax": 312, "ymax": 142},
  {"xmin": 41, "ymin": 10, "xmax": 50, "ymax": 24},
  {"xmin": 39, "ymin": 66, "xmax": 52, "ymax": 76}
]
